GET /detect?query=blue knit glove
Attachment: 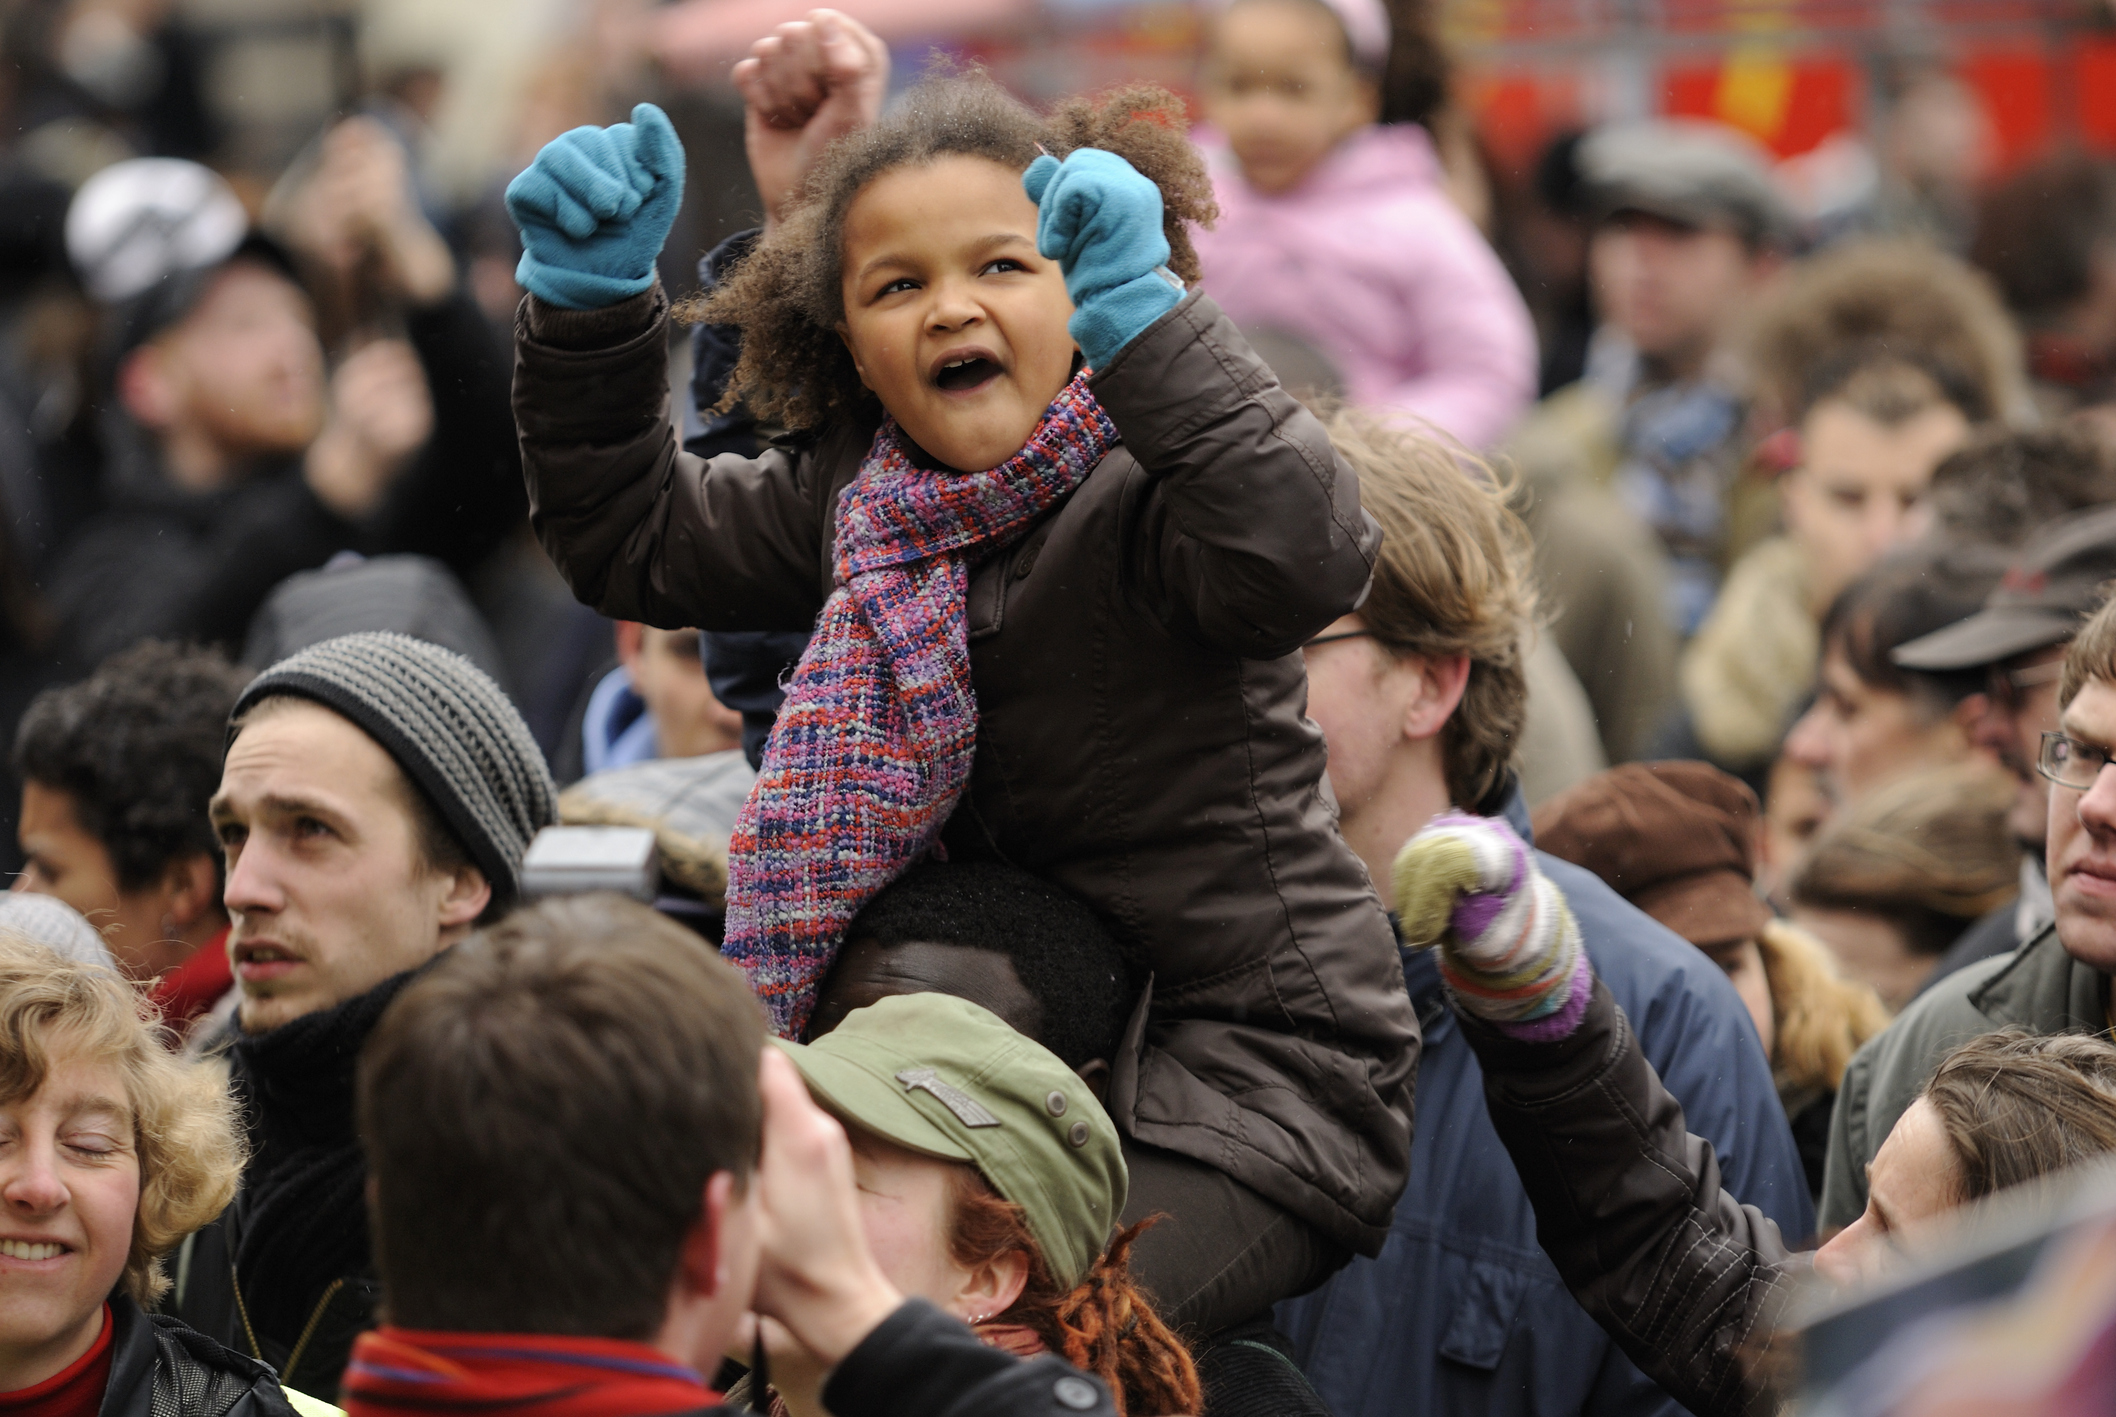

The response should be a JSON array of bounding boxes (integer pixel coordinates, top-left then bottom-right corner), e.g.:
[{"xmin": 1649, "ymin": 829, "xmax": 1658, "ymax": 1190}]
[
  {"xmin": 506, "ymin": 103, "xmax": 685, "ymax": 310},
  {"xmin": 1023, "ymin": 149, "xmax": 1183, "ymax": 371}
]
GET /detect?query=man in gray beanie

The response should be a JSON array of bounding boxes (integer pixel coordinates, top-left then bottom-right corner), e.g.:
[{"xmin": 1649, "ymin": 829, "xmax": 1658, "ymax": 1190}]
[{"xmin": 171, "ymin": 631, "xmax": 556, "ymax": 1395}]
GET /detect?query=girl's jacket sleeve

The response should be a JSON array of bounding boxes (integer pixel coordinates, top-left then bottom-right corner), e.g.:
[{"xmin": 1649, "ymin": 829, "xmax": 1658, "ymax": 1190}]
[
  {"xmin": 512, "ymin": 283, "xmax": 835, "ymax": 633},
  {"xmin": 1091, "ymin": 291, "xmax": 1381, "ymax": 659}
]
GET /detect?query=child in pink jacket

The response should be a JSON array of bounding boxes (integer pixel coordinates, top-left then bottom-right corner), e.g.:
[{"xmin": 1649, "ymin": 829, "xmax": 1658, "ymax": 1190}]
[{"xmin": 1194, "ymin": 0, "xmax": 1537, "ymax": 448}]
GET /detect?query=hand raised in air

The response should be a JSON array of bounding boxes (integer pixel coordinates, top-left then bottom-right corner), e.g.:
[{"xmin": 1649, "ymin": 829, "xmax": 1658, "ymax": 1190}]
[
  {"xmin": 734, "ymin": 10, "xmax": 889, "ymax": 231},
  {"xmin": 1023, "ymin": 148, "xmax": 1183, "ymax": 371},
  {"xmin": 505, "ymin": 103, "xmax": 685, "ymax": 310}
]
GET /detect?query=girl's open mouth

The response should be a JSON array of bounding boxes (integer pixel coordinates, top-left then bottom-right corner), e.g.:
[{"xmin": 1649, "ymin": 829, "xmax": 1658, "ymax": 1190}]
[{"xmin": 933, "ymin": 355, "xmax": 1003, "ymax": 393}]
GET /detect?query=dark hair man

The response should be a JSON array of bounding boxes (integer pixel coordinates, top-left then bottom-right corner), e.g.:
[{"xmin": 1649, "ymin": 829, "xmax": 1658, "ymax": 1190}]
[
  {"xmin": 169, "ymin": 631, "xmax": 557, "ymax": 1394},
  {"xmin": 12, "ymin": 641, "xmax": 250, "ymax": 1027},
  {"xmin": 1277, "ymin": 411, "xmax": 1808, "ymax": 1417},
  {"xmin": 347, "ymin": 893, "xmax": 1120, "ymax": 1417},
  {"xmin": 810, "ymin": 861, "xmax": 1134, "ymax": 1086},
  {"xmin": 1822, "ymin": 510, "xmax": 2116, "ymax": 1229}
]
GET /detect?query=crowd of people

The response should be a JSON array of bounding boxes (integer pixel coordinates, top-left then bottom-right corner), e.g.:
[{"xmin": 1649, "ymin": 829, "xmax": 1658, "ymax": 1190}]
[{"xmin": 2, "ymin": 0, "xmax": 2116, "ymax": 1412}]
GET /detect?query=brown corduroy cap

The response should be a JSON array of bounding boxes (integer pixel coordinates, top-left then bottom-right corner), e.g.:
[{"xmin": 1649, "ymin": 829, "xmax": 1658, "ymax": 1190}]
[{"xmin": 1531, "ymin": 761, "xmax": 1771, "ymax": 949}]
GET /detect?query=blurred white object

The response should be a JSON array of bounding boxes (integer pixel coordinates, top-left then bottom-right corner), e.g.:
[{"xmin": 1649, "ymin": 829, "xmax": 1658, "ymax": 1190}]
[
  {"xmin": 0, "ymin": 893, "xmax": 116, "ymax": 971},
  {"xmin": 65, "ymin": 156, "xmax": 247, "ymax": 303}
]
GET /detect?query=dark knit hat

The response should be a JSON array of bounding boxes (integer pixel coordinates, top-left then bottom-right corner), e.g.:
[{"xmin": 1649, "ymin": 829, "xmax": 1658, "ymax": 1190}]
[
  {"xmin": 232, "ymin": 632, "xmax": 557, "ymax": 907},
  {"xmin": 1532, "ymin": 761, "xmax": 1771, "ymax": 949}
]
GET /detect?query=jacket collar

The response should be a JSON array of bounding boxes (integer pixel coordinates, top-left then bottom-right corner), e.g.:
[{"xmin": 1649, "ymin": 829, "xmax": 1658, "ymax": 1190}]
[
  {"xmin": 1964, "ymin": 922, "xmax": 2110, "ymax": 1035},
  {"xmin": 231, "ymin": 963, "xmax": 430, "ymax": 1150},
  {"xmin": 98, "ymin": 1294, "xmax": 153, "ymax": 1417}
]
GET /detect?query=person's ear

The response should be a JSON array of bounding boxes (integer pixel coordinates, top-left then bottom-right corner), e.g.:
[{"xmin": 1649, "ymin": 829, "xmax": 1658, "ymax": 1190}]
[
  {"xmin": 435, "ymin": 866, "xmax": 492, "ymax": 930},
  {"xmin": 836, "ymin": 324, "xmax": 873, "ymax": 390},
  {"xmin": 117, "ymin": 344, "xmax": 181, "ymax": 430},
  {"xmin": 160, "ymin": 853, "xmax": 222, "ymax": 931},
  {"xmin": 1399, "ymin": 653, "xmax": 1472, "ymax": 744},
  {"xmin": 955, "ymin": 1245, "xmax": 1031, "ymax": 1323},
  {"xmin": 675, "ymin": 1171, "xmax": 738, "ymax": 1301},
  {"xmin": 1073, "ymin": 1058, "xmax": 1111, "ymax": 1105}
]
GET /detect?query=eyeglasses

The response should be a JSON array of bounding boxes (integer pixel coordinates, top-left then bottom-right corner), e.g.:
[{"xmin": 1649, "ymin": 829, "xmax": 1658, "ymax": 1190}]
[
  {"xmin": 2038, "ymin": 730, "xmax": 2116, "ymax": 789},
  {"xmin": 1303, "ymin": 631, "xmax": 1375, "ymax": 650}
]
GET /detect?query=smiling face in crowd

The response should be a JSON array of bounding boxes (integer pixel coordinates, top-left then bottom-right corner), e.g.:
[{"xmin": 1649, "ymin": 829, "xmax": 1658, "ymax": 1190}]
[
  {"xmin": 835, "ymin": 156, "xmax": 1078, "ymax": 474},
  {"xmin": 1201, "ymin": 0, "xmax": 1377, "ymax": 196},
  {"xmin": 0, "ymin": 1049, "xmax": 138, "ymax": 1391},
  {"xmin": 210, "ymin": 699, "xmax": 488, "ymax": 1034}
]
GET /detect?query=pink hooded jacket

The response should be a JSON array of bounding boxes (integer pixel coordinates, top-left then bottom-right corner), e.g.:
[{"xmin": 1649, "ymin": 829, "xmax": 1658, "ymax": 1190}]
[{"xmin": 1193, "ymin": 124, "xmax": 1537, "ymax": 449}]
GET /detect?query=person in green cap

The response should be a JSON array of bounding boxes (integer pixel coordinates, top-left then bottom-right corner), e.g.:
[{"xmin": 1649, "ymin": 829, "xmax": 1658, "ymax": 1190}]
[{"xmin": 754, "ymin": 993, "xmax": 1200, "ymax": 1417}]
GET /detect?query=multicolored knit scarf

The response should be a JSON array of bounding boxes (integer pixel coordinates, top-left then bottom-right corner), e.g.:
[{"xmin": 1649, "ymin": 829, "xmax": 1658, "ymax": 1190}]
[{"xmin": 724, "ymin": 372, "xmax": 1118, "ymax": 1036}]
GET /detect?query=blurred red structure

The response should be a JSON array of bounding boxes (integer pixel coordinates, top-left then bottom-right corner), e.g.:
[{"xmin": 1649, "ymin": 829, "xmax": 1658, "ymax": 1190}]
[{"xmin": 1456, "ymin": 0, "xmax": 2114, "ymax": 176}]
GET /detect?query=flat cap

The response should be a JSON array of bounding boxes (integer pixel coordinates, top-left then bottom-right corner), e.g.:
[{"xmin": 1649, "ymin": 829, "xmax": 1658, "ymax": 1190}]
[
  {"xmin": 1532, "ymin": 761, "xmax": 1771, "ymax": 949},
  {"xmin": 1893, "ymin": 504, "xmax": 2116, "ymax": 672},
  {"xmin": 1578, "ymin": 119, "xmax": 1796, "ymax": 249}
]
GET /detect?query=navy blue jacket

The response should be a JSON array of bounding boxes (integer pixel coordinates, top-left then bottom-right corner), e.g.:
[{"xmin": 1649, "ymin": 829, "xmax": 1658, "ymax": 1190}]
[{"xmin": 1278, "ymin": 792, "xmax": 1811, "ymax": 1417}]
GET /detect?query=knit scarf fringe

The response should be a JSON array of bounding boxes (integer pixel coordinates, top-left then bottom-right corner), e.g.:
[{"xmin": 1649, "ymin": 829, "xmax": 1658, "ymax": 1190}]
[{"xmin": 722, "ymin": 373, "xmax": 1118, "ymax": 1036}]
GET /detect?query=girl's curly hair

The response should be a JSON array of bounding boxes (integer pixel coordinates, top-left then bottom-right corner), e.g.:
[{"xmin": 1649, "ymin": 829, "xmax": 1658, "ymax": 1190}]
[{"xmin": 690, "ymin": 73, "xmax": 1217, "ymax": 434}]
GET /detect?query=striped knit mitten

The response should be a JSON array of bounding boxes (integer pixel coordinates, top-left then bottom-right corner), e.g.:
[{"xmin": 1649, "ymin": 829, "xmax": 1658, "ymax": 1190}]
[{"xmin": 1393, "ymin": 812, "xmax": 1591, "ymax": 1042}]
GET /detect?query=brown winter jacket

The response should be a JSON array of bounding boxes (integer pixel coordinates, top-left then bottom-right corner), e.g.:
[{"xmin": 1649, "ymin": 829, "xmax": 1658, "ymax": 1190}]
[
  {"xmin": 1458, "ymin": 976, "xmax": 1800, "ymax": 1417},
  {"xmin": 511, "ymin": 284, "xmax": 1419, "ymax": 1255}
]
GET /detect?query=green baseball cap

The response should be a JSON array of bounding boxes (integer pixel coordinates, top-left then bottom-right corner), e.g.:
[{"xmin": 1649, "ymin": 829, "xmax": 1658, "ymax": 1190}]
[{"xmin": 776, "ymin": 993, "xmax": 1127, "ymax": 1289}]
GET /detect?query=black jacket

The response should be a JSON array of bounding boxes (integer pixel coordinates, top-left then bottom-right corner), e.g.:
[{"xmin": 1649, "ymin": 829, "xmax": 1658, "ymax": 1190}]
[
  {"xmin": 699, "ymin": 1301, "xmax": 1118, "ymax": 1417},
  {"xmin": 1456, "ymin": 976, "xmax": 1800, "ymax": 1417},
  {"xmin": 170, "ymin": 969, "xmax": 419, "ymax": 1396},
  {"xmin": 43, "ymin": 289, "xmax": 523, "ymax": 673},
  {"xmin": 102, "ymin": 1294, "xmax": 297, "ymax": 1417}
]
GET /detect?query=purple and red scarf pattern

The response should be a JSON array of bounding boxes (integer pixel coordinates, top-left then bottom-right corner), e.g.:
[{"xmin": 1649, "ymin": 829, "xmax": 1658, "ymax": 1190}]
[{"xmin": 723, "ymin": 372, "xmax": 1118, "ymax": 1036}]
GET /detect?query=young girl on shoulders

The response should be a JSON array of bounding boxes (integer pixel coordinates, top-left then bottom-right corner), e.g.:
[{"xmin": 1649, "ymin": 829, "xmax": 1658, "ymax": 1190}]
[{"xmin": 505, "ymin": 14, "xmax": 1415, "ymax": 1337}]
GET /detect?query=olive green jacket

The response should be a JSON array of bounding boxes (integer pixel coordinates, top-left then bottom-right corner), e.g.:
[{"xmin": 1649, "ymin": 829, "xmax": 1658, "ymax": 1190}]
[{"xmin": 1818, "ymin": 924, "xmax": 2109, "ymax": 1228}]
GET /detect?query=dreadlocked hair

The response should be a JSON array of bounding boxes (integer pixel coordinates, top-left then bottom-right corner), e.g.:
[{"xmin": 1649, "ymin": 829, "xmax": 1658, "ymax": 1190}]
[
  {"xmin": 688, "ymin": 72, "xmax": 1217, "ymax": 435},
  {"xmin": 947, "ymin": 1167, "xmax": 1200, "ymax": 1417}
]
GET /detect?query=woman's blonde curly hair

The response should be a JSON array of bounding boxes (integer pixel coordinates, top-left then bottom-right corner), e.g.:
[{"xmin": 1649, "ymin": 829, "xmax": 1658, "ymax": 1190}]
[
  {"xmin": 689, "ymin": 72, "xmax": 1217, "ymax": 434},
  {"xmin": 0, "ymin": 936, "xmax": 242, "ymax": 1304}
]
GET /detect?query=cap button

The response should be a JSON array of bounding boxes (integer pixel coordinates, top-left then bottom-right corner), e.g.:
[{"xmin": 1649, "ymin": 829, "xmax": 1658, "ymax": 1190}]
[
  {"xmin": 1068, "ymin": 1120, "xmax": 1090, "ymax": 1147},
  {"xmin": 1046, "ymin": 1090, "xmax": 1068, "ymax": 1117}
]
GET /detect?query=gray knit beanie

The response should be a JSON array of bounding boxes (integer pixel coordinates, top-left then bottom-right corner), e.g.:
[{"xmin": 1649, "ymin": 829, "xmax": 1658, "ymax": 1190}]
[{"xmin": 231, "ymin": 632, "xmax": 557, "ymax": 907}]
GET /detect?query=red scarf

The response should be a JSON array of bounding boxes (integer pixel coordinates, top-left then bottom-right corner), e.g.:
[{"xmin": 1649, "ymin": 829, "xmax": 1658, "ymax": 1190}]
[
  {"xmin": 0, "ymin": 1305, "xmax": 113, "ymax": 1417},
  {"xmin": 344, "ymin": 1329, "xmax": 716, "ymax": 1417},
  {"xmin": 150, "ymin": 927, "xmax": 232, "ymax": 1028}
]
